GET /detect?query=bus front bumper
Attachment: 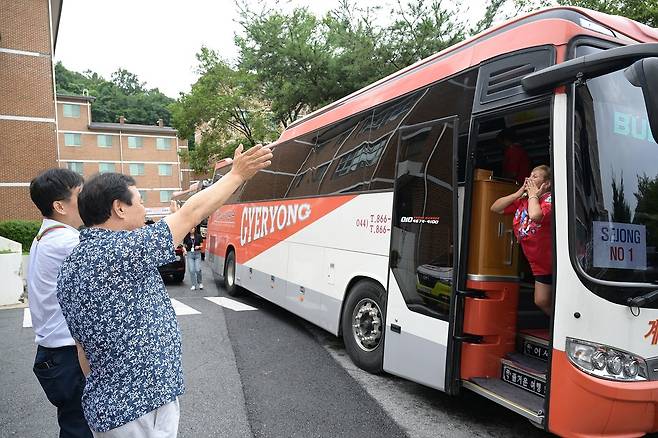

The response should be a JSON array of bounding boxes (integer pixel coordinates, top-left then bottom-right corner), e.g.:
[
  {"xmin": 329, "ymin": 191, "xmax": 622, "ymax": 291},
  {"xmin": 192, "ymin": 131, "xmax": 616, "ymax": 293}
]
[{"xmin": 549, "ymin": 349, "xmax": 658, "ymax": 437}]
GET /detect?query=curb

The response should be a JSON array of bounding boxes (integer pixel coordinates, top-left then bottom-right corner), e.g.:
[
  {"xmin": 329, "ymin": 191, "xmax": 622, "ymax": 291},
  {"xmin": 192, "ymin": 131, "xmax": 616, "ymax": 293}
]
[{"xmin": 0, "ymin": 301, "xmax": 28, "ymax": 310}]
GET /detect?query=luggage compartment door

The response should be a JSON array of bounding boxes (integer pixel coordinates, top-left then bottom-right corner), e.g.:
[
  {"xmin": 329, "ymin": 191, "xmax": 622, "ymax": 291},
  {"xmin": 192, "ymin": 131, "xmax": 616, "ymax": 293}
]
[{"xmin": 383, "ymin": 117, "xmax": 458, "ymax": 390}]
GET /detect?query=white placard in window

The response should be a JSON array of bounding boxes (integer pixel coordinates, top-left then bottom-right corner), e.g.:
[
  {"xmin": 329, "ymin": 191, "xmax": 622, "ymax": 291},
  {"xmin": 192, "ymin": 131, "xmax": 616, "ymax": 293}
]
[{"xmin": 592, "ymin": 221, "xmax": 646, "ymax": 270}]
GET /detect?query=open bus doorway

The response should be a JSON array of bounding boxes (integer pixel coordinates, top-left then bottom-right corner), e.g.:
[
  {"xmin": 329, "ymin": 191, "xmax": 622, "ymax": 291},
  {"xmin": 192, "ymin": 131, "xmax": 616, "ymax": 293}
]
[{"xmin": 458, "ymin": 103, "xmax": 553, "ymax": 423}]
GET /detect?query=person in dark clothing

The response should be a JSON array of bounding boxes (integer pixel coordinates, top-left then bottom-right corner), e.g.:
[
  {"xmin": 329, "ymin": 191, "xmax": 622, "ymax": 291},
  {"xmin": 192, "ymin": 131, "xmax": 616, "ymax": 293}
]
[
  {"xmin": 183, "ymin": 227, "xmax": 203, "ymax": 290},
  {"xmin": 498, "ymin": 128, "xmax": 531, "ymax": 185}
]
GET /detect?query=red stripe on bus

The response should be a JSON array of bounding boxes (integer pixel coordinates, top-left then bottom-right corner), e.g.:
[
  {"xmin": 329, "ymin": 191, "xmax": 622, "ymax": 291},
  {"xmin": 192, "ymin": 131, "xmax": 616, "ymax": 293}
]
[{"xmin": 208, "ymin": 195, "xmax": 357, "ymax": 264}]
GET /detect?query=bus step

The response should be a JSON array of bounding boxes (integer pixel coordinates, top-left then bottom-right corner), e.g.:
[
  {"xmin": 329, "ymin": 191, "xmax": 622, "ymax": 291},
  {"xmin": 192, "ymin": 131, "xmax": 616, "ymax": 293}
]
[
  {"xmin": 501, "ymin": 354, "xmax": 547, "ymax": 398},
  {"xmin": 464, "ymin": 377, "xmax": 544, "ymax": 425},
  {"xmin": 518, "ymin": 328, "xmax": 550, "ymax": 362}
]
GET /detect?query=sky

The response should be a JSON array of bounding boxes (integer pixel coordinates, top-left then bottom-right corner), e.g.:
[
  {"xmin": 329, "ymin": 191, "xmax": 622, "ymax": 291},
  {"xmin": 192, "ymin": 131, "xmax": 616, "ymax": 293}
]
[{"xmin": 55, "ymin": 0, "xmax": 497, "ymax": 98}]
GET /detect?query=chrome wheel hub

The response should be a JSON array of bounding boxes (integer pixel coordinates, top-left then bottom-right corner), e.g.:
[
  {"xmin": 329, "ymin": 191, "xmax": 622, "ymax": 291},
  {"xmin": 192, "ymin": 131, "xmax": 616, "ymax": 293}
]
[
  {"xmin": 351, "ymin": 298, "xmax": 382, "ymax": 352},
  {"xmin": 226, "ymin": 258, "xmax": 235, "ymax": 286}
]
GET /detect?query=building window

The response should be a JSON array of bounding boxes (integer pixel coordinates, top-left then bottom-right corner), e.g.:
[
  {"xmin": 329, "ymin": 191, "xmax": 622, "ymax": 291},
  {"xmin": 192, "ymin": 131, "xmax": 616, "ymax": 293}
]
[
  {"xmin": 129, "ymin": 163, "xmax": 145, "ymax": 176},
  {"xmin": 63, "ymin": 104, "xmax": 80, "ymax": 118},
  {"xmin": 158, "ymin": 164, "xmax": 173, "ymax": 176},
  {"xmin": 97, "ymin": 135, "xmax": 113, "ymax": 148},
  {"xmin": 139, "ymin": 190, "xmax": 148, "ymax": 202},
  {"xmin": 67, "ymin": 162, "xmax": 84, "ymax": 175},
  {"xmin": 99, "ymin": 162, "xmax": 116, "ymax": 174},
  {"xmin": 156, "ymin": 137, "xmax": 172, "ymax": 150},
  {"xmin": 127, "ymin": 136, "xmax": 143, "ymax": 148},
  {"xmin": 160, "ymin": 190, "xmax": 173, "ymax": 203},
  {"xmin": 64, "ymin": 133, "xmax": 81, "ymax": 146}
]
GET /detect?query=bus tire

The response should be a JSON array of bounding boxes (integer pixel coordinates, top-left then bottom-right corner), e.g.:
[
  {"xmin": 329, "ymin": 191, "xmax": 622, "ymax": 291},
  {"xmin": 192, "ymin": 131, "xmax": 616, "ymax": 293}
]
[
  {"xmin": 341, "ymin": 280, "xmax": 385, "ymax": 374},
  {"xmin": 223, "ymin": 250, "xmax": 241, "ymax": 297}
]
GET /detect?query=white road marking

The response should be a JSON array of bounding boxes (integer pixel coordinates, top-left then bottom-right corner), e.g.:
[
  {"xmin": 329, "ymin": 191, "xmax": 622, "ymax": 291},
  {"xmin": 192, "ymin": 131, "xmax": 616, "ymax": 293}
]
[
  {"xmin": 23, "ymin": 308, "xmax": 32, "ymax": 328},
  {"xmin": 22, "ymin": 299, "xmax": 199, "ymax": 328},
  {"xmin": 204, "ymin": 297, "xmax": 257, "ymax": 311},
  {"xmin": 170, "ymin": 298, "xmax": 201, "ymax": 315}
]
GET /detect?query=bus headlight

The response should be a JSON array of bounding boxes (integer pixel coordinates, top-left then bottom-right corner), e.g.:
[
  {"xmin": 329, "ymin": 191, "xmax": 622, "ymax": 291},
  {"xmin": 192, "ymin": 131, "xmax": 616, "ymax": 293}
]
[
  {"xmin": 624, "ymin": 359, "xmax": 640, "ymax": 378},
  {"xmin": 592, "ymin": 351, "xmax": 607, "ymax": 370},
  {"xmin": 566, "ymin": 338, "xmax": 649, "ymax": 381},
  {"xmin": 606, "ymin": 352, "xmax": 623, "ymax": 375}
]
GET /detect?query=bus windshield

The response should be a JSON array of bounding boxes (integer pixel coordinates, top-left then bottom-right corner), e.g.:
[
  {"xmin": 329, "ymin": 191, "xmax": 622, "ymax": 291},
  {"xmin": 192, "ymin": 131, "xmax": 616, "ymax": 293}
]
[{"xmin": 572, "ymin": 45, "xmax": 658, "ymax": 303}]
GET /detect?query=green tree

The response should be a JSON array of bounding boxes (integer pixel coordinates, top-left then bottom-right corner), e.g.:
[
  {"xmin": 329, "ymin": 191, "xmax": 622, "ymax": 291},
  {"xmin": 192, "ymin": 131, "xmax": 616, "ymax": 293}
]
[
  {"xmin": 170, "ymin": 47, "xmax": 278, "ymax": 172},
  {"xmin": 236, "ymin": 5, "xmax": 332, "ymax": 127},
  {"xmin": 111, "ymin": 68, "xmax": 145, "ymax": 95},
  {"xmin": 558, "ymin": 0, "xmax": 658, "ymax": 27},
  {"xmin": 235, "ymin": 0, "xmax": 472, "ymax": 127},
  {"xmin": 611, "ymin": 173, "xmax": 632, "ymax": 222},
  {"xmin": 383, "ymin": 0, "xmax": 465, "ymax": 69},
  {"xmin": 634, "ymin": 174, "xmax": 658, "ymax": 248},
  {"xmin": 508, "ymin": 0, "xmax": 657, "ymax": 27},
  {"xmin": 55, "ymin": 62, "xmax": 175, "ymax": 126}
]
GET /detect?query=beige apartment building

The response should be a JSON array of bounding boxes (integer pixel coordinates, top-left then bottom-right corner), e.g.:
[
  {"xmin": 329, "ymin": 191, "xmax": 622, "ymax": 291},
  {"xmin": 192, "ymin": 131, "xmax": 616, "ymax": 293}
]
[
  {"xmin": 57, "ymin": 95, "xmax": 189, "ymax": 219},
  {"xmin": 0, "ymin": 0, "xmax": 63, "ymax": 221}
]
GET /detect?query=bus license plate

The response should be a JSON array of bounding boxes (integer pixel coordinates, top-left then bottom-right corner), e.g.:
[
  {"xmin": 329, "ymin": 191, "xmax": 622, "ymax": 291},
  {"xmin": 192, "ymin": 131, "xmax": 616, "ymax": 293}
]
[
  {"xmin": 523, "ymin": 339, "xmax": 549, "ymax": 362},
  {"xmin": 501, "ymin": 363, "xmax": 546, "ymax": 397}
]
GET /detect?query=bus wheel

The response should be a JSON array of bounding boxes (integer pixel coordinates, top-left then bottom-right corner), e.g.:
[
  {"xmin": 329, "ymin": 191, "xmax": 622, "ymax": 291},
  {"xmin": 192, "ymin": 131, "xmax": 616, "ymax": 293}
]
[
  {"xmin": 341, "ymin": 280, "xmax": 385, "ymax": 374},
  {"xmin": 223, "ymin": 250, "xmax": 241, "ymax": 297}
]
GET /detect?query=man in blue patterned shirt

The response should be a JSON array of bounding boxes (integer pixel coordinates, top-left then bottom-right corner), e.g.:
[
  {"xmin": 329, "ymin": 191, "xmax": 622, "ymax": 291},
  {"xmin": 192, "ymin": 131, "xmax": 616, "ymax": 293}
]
[{"xmin": 57, "ymin": 145, "xmax": 272, "ymax": 437}]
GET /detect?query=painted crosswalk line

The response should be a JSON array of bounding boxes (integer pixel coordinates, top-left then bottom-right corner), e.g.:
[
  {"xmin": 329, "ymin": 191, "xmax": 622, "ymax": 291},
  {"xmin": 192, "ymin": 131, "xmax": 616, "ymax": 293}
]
[
  {"xmin": 23, "ymin": 308, "xmax": 32, "ymax": 328},
  {"xmin": 170, "ymin": 298, "xmax": 201, "ymax": 315},
  {"xmin": 21, "ymin": 297, "xmax": 256, "ymax": 326},
  {"xmin": 205, "ymin": 297, "xmax": 257, "ymax": 311}
]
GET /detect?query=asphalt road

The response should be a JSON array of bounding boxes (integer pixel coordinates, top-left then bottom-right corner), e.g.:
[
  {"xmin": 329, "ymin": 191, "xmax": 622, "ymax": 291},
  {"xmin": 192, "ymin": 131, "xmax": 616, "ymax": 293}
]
[{"xmin": 0, "ymin": 261, "xmax": 552, "ymax": 437}]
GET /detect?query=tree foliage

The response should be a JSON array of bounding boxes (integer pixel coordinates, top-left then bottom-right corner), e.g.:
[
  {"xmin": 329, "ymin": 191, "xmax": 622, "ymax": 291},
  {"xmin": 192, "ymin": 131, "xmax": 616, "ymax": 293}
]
[
  {"xmin": 611, "ymin": 173, "xmax": 632, "ymax": 223},
  {"xmin": 235, "ymin": 0, "xmax": 469, "ymax": 129},
  {"xmin": 557, "ymin": 0, "xmax": 658, "ymax": 27},
  {"xmin": 55, "ymin": 62, "xmax": 175, "ymax": 126},
  {"xmin": 169, "ymin": 48, "xmax": 278, "ymax": 172},
  {"xmin": 634, "ymin": 174, "xmax": 658, "ymax": 248}
]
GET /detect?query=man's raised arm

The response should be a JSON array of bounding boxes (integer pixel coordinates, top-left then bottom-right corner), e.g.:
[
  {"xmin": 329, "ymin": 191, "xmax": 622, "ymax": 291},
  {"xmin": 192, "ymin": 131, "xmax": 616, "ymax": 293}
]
[{"xmin": 165, "ymin": 144, "xmax": 272, "ymax": 245}]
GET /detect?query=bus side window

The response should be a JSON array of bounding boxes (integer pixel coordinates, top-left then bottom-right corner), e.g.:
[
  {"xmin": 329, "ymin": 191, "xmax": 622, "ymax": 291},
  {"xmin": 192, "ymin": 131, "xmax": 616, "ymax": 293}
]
[
  {"xmin": 368, "ymin": 91, "xmax": 424, "ymax": 191},
  {"xmin": 274, "ymin": 134, "xmax": 316, "ymax": 199},
  {"xmin": 370, "ymin": 70, "xmax": 478, "ymax": 190},
  {"xmin": 317, "ymin": 110, "xmax": 374, "ymax": 195}
]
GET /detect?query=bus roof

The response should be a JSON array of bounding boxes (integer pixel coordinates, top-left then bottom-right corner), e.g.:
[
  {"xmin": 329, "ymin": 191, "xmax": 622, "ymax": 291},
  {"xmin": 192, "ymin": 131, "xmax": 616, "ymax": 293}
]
[{"xmin": 275, "ymin": 6, "xmax": 657, "ymax": 146}]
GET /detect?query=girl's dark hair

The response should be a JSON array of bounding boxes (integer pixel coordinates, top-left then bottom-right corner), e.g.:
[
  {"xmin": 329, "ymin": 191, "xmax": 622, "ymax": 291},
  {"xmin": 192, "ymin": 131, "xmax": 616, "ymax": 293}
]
[
  {"xmin": 78, "ymin": 173, "xmax": 136, "ymax": 227},
  {"xmin": 29, "ymin": 168, "xmax": 84, "ymax": 218}
]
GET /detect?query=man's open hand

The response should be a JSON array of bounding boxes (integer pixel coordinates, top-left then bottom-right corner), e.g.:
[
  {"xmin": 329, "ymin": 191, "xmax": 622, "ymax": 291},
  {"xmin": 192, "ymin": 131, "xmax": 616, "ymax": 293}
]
[{"xmin": 230, "ymin": 144, "xmax": 273, "ymax": 182}]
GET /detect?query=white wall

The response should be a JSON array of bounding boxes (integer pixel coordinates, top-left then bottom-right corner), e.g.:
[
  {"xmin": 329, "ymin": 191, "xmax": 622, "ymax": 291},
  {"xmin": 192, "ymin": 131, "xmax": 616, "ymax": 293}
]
[{"xmin": 0, "ymin": 236, "xmax": 24, "ymax": 305}]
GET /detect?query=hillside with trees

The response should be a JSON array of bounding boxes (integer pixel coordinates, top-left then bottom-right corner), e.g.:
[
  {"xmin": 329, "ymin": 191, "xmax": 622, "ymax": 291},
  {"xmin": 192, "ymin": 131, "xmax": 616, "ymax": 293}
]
[{"xmin": 55, "ymin": 62, "xmax": 175, "ymax": 126}]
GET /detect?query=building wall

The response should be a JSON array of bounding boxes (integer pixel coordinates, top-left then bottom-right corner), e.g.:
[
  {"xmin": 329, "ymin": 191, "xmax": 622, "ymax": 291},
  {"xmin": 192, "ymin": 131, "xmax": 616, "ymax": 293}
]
[
  {"xmin": 57, "ymin": 99, "xmax": 185, "ymax": 217},
  {"xmin": 0, "ymin": 0, "xmax": 58, "ymax": 221}
]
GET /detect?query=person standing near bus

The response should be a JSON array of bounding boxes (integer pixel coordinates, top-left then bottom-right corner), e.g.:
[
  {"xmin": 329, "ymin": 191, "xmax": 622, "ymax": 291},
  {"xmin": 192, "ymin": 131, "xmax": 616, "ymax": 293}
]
[
  {"xmin": 491, "ymin": 165, "xmax": 553, "ymax": 315},
  {"xmin": 27, "ymin": 168, "xmax": 93, "ymax": 438},
  {"xmin": 183, "ymin": 226, "xmax": 203, "ymax": 290},
  {"xmin": 56, "ymin": 144, "xmax": 271, "ymax": 437},
  {"xmin": 498, "ymin": 128, "xmax": 531, "ymax": 185}
]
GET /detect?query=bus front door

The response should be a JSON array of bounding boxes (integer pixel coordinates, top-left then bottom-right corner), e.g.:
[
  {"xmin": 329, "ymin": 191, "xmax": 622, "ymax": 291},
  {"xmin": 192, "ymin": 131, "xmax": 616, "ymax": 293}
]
[{"xmin": 383, "ymin": 117, "xmax": 458, "ymax": 391}]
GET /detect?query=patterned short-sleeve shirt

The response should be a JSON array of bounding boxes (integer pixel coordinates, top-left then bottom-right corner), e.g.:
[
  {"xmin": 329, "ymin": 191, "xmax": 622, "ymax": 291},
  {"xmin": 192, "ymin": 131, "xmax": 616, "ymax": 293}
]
[{"xmin": 57, "ymin": 220, "xmax": 184, "ymax": 432}]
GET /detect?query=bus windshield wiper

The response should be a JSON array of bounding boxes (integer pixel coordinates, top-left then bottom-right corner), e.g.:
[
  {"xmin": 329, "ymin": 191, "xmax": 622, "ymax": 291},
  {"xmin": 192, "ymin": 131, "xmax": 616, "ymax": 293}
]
[{"xmin": 627, "ymin": 289, "xmax": 658, "ymax": 308}]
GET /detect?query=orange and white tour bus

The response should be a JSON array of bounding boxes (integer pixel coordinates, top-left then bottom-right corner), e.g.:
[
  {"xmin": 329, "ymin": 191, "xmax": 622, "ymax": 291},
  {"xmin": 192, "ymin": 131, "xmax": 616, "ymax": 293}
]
[{"xmin": 206, "ymin": 7, "xmax": 658, "ymax": 436}]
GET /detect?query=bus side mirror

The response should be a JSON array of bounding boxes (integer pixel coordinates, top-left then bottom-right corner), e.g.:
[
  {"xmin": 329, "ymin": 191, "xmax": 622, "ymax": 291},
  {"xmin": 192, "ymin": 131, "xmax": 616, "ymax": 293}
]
[{"xmin": 625, "ymin": 57, "xmax": 658, "ymax": 140}]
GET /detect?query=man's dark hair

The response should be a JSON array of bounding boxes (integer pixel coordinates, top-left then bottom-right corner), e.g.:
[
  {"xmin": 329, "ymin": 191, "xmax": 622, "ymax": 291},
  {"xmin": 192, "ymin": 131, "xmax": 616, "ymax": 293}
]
[
  {"xmin": 78, "ymin": 173, "xmax": 136, "ymax": 227},
  {"xmin": 29, "ymin": 168, "xmax": 84, "ymax": 218}
]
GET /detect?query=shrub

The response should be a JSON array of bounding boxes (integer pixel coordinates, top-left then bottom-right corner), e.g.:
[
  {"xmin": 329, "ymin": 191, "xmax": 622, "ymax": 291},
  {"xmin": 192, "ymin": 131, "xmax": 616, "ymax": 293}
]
[{"xmin": 0, "ymin": 220, "xmax": 41, "ymax": 251}]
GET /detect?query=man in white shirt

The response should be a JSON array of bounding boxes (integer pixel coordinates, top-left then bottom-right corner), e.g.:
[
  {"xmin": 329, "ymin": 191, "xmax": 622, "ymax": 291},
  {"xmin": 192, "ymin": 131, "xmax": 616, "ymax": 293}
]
[{"xmin": 28, "ymin": 168, "xmax": 92, "ymax": 438}]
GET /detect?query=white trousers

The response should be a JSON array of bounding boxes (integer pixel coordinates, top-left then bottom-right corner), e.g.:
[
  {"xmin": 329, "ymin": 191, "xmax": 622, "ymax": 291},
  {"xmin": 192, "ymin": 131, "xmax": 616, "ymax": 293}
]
[{"xmin": 92, "ymin": 398, "xmax": 180, "ymax": 438}]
